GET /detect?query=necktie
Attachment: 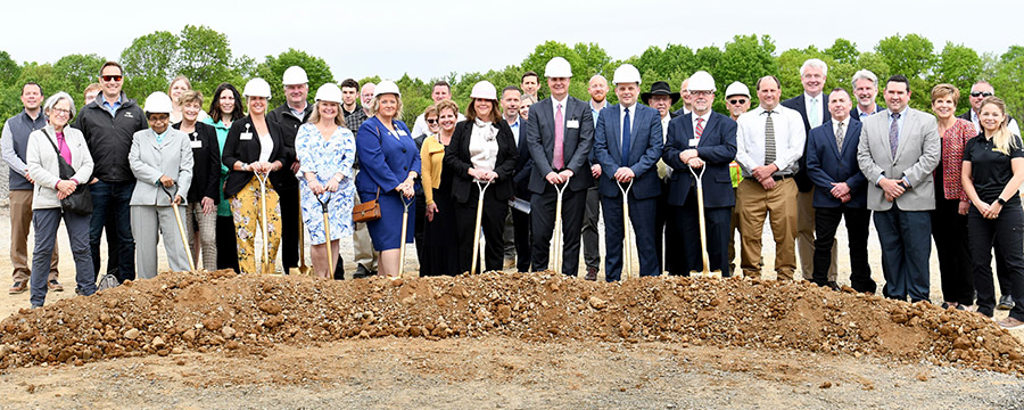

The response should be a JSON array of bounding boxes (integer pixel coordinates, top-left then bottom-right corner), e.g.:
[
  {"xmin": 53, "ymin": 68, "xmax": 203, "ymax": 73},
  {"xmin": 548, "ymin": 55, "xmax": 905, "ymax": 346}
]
[
  {"xmin": 621, "ymin": 107, "xmax": 631, "ymax": 166},
  {"xmin": 764, "ymin": 111, "xmax": 776, "ymax": 165},
  {"xmin": 809, "ymin": 98, "xmax": 820, "ymax": 127},
  {"xmin": 889, "ymin": 112, "xmax": 900, "ymax": 158},
  {"xmin": 835, "ymin": 121, "xmax": 845, "ymax": 150},
  {"xmin": 553, "ymin": 103, "xmax": 564, "ymax": 170},
  {"xmin": 696, "ymin": 117, "xmax": 705, "ymax": 139}
]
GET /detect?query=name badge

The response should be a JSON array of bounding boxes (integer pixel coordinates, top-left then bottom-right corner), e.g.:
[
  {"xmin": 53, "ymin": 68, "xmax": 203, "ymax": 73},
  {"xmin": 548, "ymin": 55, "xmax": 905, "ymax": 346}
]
[
  {"xmin": 397, "ymin": 130, "xmax": 408, "ymax": 137},
  {"xmin": 191, "ymin": 140, "xmax": 203, "ymax": 148},
  {"xmin": 240, "ymin": 132, "xmax": 253, "ymax": 141},
  {"xmin": 689, "ymin": 139, "xmax": 699, "ymax": 147},
  {"xmin": 566, "ymin": 120, "xmax": 579, "ymax": 129}
]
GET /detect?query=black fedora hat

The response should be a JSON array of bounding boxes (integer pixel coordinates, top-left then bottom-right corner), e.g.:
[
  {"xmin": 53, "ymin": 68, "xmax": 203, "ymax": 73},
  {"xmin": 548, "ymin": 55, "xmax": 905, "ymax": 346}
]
[{"xmin": 641, "ymin": 81, "xmax": 680, "ymax": 105}]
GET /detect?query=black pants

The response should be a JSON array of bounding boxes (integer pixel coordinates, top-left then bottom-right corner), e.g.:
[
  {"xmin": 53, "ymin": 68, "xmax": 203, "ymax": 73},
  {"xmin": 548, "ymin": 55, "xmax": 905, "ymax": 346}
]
[
  {"xmin": 216, "ymin": 215, "xmax": 240, "ymax": 273},
  {"xmin": 656, "ymin": 181, "xmax": 684, "ymax": 275},
  {"xmin": 455, "ymin": 185, "xmax": 508, "ymax": 274},
  {"xmin": 931, "ymin": 197, "xmax": 974, "ymax": 304},
  {"xmin": 414, "ymin": 191, "xmax": 427, "ymax": 271},
  {"xmin": 530, "ymin": 185, "xmax": 587, "ymax": 276},
  {"xmin": 582, "ymin": 186, "xmax": 601, "ymax": 270},
  {"xmin": 512, "ymin": 205, "xmax": 532, "ymax": 272},
  {"xmin": 813, "ymin": 206, "xmax": 874, "ymax": 292},
  {"xmin": 278, "ymin": 184, "xmax": 300, "ymax": 270},
  {"xmin": 968, "ymin": 205, "xmax": 1024, "ymax": 320}
]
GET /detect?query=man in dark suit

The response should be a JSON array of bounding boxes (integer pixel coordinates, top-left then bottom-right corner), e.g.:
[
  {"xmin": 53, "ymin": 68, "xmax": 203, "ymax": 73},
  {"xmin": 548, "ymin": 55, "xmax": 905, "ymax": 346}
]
[
  {"xmin": 525, "ymin": 57, "xmax": 595, "ymax": 277},
  {"xmin": 642, "ymin": 81, "xmax": 683, "ymax": 275},
  {"xmin": 502, "ymin": 86, "xmax": 533, "ymax": 273},
  {"xmin": 663, "ymin": 71, "xmax": 737, "ymax": 274},
  {"xmin": 806, "ymin": 88, "xmax": 875, "ymax": 293},
  {"xmin": 780, "ymin": 58, "xmax": 837, "ymax": 284},
  {"xmin": 591, "ymin": 65, "xmax": 663, "ymax": 281}
]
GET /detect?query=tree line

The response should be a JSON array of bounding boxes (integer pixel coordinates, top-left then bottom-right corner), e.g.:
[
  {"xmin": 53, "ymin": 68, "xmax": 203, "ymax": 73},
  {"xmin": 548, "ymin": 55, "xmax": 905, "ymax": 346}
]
[{"xmin": 2, "ymin": 26, "xmax": 1023, "ymax": 124}]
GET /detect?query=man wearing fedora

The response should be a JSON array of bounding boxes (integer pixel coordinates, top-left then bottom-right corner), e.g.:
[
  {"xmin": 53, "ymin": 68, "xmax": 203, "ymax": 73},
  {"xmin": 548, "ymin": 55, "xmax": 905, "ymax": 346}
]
[
  {"xmin": 663, "ymin": 71, "xmax": 738, "ymax": 274},
  {"xmin": 642, "ymin": 80, "xmax": 684, "ymax": 275}
]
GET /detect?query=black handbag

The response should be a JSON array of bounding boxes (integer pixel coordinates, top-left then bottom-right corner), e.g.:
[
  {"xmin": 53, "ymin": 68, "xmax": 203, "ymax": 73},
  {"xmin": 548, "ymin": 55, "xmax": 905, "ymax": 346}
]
[{"xmin": 41, "ymin": 129, "xmax": 92, "ymax": 215}]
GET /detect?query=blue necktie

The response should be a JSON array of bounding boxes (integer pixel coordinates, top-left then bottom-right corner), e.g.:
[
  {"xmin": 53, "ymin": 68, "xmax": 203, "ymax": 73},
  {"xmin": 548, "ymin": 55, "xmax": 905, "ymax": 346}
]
[{"xmin": 621, "ymin": 107, "xmax": 631, "ymax": 166}]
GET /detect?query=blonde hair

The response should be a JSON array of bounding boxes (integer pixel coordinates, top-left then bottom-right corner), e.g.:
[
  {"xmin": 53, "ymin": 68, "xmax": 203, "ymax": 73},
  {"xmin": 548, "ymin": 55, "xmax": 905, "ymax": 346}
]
[
  {"xmin": 368, "ymin": 93, "xmax": 404, "ymax": 121},
  {"xmin": 179, "ymin": 90, "xmax": 203, "ymax": 107},
  {"xmin": 308, "ymin": 100, "xmax": 347, "ymax": 127},
  {"xmin": 980, "ymin": 97, "xmax": 1018, "ymax": 155},
  {"xmin": 168, "ymin": 76, "xmax": 192, "ymax": 95}
]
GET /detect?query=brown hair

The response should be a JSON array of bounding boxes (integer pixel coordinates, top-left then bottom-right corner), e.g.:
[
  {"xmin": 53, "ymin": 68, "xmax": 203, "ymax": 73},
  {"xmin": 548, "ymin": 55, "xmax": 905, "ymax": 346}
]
[
  {"xmin": 99, "ymin": 61, "xmax": 123, "ymax": 76},
  {"xmin": 423, "ymin": 104, "xmax": 439, "ymax": 118},
  {"xmin": 435, "ymin": 99, "xmax": 459, "ymax": 119},
  {"xmin": 930, "ymin": 83, "xmax": 960, "ymax": 104},
  {"xmin": 179, "ymin": 90, "xmax": 203, "ymax": 107},
  {"xmin": 466, "ymin": 98, "xmax": 498, "ymax": 123}
]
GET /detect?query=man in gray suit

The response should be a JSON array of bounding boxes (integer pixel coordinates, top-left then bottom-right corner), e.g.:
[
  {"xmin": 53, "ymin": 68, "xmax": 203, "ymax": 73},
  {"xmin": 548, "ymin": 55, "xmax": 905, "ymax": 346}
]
[
  {"xmin": 525, "ymin": 56, "xmax": 595, "ymax": 277},
  {"xmin": 857, "ymin": 74, "xmax": 940, "ymax": 302}
]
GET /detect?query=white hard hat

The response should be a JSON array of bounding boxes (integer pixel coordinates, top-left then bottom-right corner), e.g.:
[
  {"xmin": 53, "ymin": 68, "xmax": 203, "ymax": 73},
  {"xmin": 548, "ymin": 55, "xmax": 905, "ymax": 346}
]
[
  {"xmin": 544, "ymin": 57, "xmax": 573, "ymax": 78},
  {"xmin": 725, "ymin": 81, "xmax": 750, "ymax": 98},
  {"xmin": 613, "ymin": 64, "xmax": 642, "ymax": 85},
  {"xmin": 282, "ymin": 66, "xmax": 308, "ymax": 85},
  {"xmin": 143, "ymin": 91, "xmax": 173, "ymax": 114},
  {"xmin": 373, "ymin": 80, "xmax": 401, "ymax": 98},
  {"xmin": 315, "ymin": 83, "xmax": 343, "ymax": 103},
  {"xmin": 470, "ymin": 81, "xmax": 497, "ymax": 100},
  {"xmin": 687, "ymin": 71, "xmax": 716, "ymax": 92},
  {"xmin": 242, "ymin": 78, "xmax": 272, "ymax": 99}
]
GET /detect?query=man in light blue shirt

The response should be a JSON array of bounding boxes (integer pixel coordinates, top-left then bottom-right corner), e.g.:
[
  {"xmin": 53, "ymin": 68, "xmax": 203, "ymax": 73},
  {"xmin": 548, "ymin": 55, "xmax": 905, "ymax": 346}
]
[{"xmin": 582, "ymin": 74, "xmax": 608, "ymax": 280}]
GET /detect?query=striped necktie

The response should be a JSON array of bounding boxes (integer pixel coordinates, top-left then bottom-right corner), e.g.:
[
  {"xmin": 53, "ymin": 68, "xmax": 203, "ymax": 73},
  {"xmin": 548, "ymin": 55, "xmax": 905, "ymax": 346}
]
[{"xmin": 764, "ymin": 111, "xmax": 776, "ymax": 165}]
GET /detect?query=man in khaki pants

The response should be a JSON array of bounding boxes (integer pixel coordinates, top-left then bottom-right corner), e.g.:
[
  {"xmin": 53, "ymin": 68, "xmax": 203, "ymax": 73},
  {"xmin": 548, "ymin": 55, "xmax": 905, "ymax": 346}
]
[
  {"xmin": 734, "ymin": 76, "xmax": 806, "ymax": 280},
  {"xmin": 2, "ymin": 82, "xmax": 60, "ymax": 294}
]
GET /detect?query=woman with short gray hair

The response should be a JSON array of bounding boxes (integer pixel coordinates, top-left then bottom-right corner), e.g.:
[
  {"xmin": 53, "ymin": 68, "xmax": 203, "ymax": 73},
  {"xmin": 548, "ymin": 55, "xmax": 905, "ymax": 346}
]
[{"xmin": 26, "ymin": 92, "xmax": 95, "ymax": 307}]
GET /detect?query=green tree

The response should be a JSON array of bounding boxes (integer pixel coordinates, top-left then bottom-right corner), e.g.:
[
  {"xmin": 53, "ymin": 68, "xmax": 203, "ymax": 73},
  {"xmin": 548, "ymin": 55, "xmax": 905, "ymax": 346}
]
[
  {"xmin": 53, "ymin": 53, "xmax": 106, "ymax": 96},
  {"xmin": 0, "ymin": 51, "xmax": 20, "ymax": 88},
  {"xmin": 716, "ymin": 34, "xmax": 777, "ymax": 110},
  {"xmin": 120, "ymin": 31, "xmax": 179, "ymax": 99},
  {"xmin": 255, "ymin": 48, "xmax": 335, "ymax": 106},
  {"xmin": 874, "ymin": 33, "xmax": 935, "ymax": 79},
  {"xmin": 176, "ymin": 25, "xmax": 235, "ymax": 95},
  {"xmin": 931, "ymin": 42, "xmax": 982, "ymax": 109},
  {"xmin": 825, "ymin": 38, "xmax": 859, "ymax": 65},
  {"xmin": 990, "ymin": 53, "xmax": 1024, "ymax": 121}
]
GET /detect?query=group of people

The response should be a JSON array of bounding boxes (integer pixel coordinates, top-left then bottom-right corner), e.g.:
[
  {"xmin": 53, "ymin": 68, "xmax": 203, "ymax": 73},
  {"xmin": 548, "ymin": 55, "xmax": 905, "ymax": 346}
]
[{"xmin": 4, "ymin": 57, "xmax": 1024, "ymax": 330}]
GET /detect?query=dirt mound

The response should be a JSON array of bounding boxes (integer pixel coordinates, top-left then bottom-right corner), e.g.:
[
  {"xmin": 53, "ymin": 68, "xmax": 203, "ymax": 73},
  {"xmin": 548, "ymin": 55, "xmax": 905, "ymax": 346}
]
[{"xmin": 2, "ymin": 270, "xmax": 1023, "ymax": 375}]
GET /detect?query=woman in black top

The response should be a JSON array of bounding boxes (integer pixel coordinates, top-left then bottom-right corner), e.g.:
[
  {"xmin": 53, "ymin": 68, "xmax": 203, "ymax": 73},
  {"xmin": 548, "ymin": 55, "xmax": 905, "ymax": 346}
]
[
  {"xmin": 172, "ymin": 90, "xmax": 221, "ymax": 271},
  {"xmin": 961, "ymin": 96, "xmax": 1024, "ymax": 329},
  {"xmin": 444, "ymin": 81, "xmax": 518, "ymax": 273}
]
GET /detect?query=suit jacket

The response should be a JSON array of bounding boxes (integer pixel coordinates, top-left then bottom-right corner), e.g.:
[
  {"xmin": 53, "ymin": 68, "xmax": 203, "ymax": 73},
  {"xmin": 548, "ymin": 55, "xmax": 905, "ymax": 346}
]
[
  {"xmin": 662, "ymin": 112, "xmax": 737, "ymax": 208},
  {"xmin": 806, "ymin": 119, "xmax": 867, "ymax": 208},
  {"xmin": 173, "ymin": 121, "xmax": 221, "ymax": 204},
  {"xmin": 525, "ymin": 96, "xmax": 594, "ymax": 193},
  {"xmin": 591, "ymin": 103, "xmax": 663, "ymax": 199},
  {"xmin": 444, "ymin": 120, "xmax": 519, "ymax": 203},
  {"xmin": 266, "ymin": 103, "xmax": 312, "ymax": 189},
  {"xmin": 781, "ymin": 93, "xmax": 829, "ymax": 192},
  {"xmin": 221, "ymin": 116, "xmax": 290, "ymax": 198},
  {"xmin": 354, "ymin": 116, "xmax": 421, "ymax": 195},
  {"xmin": 128, "ymin": 128, "xmax": 194, "ymax": 206},
  {"xmin": 856, "ymin": 108, "xmax": 940, "ymax": 211},
  {"xmin": 512, "ymin": 119, "xmax": 533, "ymax": 198}
]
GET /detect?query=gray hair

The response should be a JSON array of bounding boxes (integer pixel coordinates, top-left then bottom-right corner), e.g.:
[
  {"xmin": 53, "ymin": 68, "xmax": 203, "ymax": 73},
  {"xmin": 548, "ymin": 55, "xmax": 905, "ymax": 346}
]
[
  {"xmin": 800, "ymin": 58, "xmax": 828, "ymax": 77},
  {"xmin": 851, "ymin": 69, "xmax": 878, "ymax": 89},
  {"xmin": 44, "ymin": 92, "xmax": 76, "ymax": 121}
]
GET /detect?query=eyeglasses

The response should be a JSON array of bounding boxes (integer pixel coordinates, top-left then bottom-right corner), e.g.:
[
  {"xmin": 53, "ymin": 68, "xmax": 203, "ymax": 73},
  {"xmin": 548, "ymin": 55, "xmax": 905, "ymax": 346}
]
[
  {"xmin": 971, "ymin": 91, "xmax": 993, "ymax": 98},
  {"xmin": 426, "ymin": 118, "xmax": 438, "ymax": 124},
  {"xmin": 728, "ymin": 98, "xmax": 748, "ymax": 105},
  {"xmin": 50, "ymin": 108, "xmax": 71, "ymax": 116},
  {"xmin": 101, "ymin": 75, "xmax": 123, "ymax": 82},
  {"xmin": 690, "ymin": 90, "xmax": 713, "ymax": 96}
]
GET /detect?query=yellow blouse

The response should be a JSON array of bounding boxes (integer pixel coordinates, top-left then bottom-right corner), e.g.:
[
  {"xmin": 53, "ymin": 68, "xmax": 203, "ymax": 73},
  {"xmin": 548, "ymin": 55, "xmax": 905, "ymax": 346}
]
[{"xmin": 420, "ymin": 134, "xmax": 447, "ymax": 205}]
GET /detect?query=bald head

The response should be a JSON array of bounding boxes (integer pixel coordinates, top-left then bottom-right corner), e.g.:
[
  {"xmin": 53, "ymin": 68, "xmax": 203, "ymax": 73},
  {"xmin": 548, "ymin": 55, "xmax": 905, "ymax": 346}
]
[{"xmin": 588, "ymin": 75, "xmax": 608, "ymax": 104}]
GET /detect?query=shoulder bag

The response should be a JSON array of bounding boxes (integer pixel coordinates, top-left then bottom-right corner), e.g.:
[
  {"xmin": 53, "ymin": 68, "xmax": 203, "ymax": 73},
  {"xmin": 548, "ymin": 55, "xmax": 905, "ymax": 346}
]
[{"xmin": 41, "ymin": 129, "xmax": 92, "ymax": 215}]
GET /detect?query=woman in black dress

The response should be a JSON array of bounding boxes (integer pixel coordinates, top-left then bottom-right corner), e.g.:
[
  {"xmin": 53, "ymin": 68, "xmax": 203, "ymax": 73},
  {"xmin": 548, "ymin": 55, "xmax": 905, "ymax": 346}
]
[{"xmin": 420, "ymin": 100, "xmax": 461, "ymax": 276}]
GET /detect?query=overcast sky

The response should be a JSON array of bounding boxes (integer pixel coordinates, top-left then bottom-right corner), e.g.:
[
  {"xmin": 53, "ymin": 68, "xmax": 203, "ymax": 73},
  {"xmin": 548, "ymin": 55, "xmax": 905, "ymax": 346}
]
[{"xmin": 4, "ymin": 0, "xmax": 1021, "ymax": 82}]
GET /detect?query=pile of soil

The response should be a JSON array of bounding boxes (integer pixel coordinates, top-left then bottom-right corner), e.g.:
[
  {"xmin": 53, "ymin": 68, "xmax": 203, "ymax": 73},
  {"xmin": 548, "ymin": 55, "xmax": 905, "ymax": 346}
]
[{"xmin": 2, "ymin": 270, "xmax": 1022, "ymax": 375}]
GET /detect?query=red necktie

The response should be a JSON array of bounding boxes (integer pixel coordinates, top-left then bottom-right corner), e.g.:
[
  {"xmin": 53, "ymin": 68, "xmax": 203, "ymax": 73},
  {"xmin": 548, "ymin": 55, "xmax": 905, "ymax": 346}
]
[{"xmin": 695, "ymin": 117, "xmax": 705, "ymax": 139}]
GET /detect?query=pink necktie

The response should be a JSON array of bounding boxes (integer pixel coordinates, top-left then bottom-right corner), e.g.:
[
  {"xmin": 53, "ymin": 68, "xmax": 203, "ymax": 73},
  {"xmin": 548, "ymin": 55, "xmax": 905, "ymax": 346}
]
[{"xmin": 553, "ymin": 103, "xmax": 564, "ymax": 170}]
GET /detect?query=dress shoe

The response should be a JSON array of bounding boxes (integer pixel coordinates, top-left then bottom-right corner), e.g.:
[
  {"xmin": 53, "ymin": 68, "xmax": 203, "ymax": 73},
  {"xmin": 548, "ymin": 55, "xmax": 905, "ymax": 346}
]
[
  {"xmin": 353, "ymin": 264, "xmax": 375, "ymax": 279},
  {"xmin": 48, "ymin": 280, "xmax": 64, "ymax": 292},
  {"xmin": 826, "ymin": 281, "xmax": 840, "ymax": 291},
  {"xmin": 9, "ymin": 281, "xmax": 27, "ymax": 295},
  {"xmin": 998, "ymin": 295, "xmax": 1015, "ymax": 310},
  {"xmin": 584, "ymin": 267, "xmax": 598, "ymax": 281}
]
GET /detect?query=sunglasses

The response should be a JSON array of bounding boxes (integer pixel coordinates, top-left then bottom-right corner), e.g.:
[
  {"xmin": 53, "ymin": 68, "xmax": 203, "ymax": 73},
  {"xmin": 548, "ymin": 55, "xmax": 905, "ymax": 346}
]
[
  {"xmin": 728, "ymin": 98, "xmax": 748, "ymax": 105},
  {"xmin": 101, "ymin": 75, "xmax": 123, "ymax": 82},
  {"xmin": 426, "ymin": 118, "xmax": 438, "ymax": 124},
  {"xmin": 971, "ymin": 91, "xmax": 993, "ymax": 98}
]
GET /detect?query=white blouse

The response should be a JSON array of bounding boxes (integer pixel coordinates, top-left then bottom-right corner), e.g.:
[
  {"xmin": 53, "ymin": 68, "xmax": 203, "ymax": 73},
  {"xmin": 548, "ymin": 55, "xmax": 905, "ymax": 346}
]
[{"xmin": 469, "ymin": 119, "xmax": 498, "ymax": 174}]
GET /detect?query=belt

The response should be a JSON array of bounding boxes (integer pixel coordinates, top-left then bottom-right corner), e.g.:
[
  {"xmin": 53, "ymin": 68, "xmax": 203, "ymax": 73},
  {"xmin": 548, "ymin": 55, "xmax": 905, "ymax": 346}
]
[{"xmin": 771, "ymin": 174, "xmax": 793, "ymax": 181}]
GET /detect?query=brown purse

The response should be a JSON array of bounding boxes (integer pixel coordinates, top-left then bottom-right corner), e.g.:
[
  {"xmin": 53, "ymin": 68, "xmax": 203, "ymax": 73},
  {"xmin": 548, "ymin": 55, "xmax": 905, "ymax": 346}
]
[{"xmin": 352, "ymin": 188, "xmax": 381, "ymax": 222}]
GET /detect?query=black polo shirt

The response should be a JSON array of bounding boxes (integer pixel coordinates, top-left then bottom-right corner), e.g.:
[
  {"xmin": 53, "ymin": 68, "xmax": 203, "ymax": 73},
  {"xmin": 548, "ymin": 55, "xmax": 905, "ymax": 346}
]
[{"xmin": 963, "ymin": 133, "xmax": 1024, "ymax": 205}]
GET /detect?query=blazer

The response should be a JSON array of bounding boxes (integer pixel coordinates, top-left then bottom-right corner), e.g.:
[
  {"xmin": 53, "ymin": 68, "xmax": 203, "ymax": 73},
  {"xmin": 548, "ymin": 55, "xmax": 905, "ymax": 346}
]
[
  {"xmin": 525, "ymin": 96, "xmax": 595, "ymax": 193},
  {"xmin": 128, "ymin": 128, "xmax": 194, "ymax": 206},
  {"xmin": 221, "ymin": 116, "xmax": 290, "ymax": 198},
  {"xmin": 173, "ymin": 121, "xmax": 221, "ymax": 204},
  {"xmin": 26, "ymin": 125, "xmax": 94, "ymax": 210},
  {"xmin": 805, "ymin": 119, "xmax": 867, "ymax": 208},
  {"xmin": 444, "ymin": 120, "xmax": 519, "ymax": 203},
  {"xmin": 662, "ymin": 112, "xmax": 737, "ymax": 208},
  {"xmin": 354, "ymin": 116, "xmax": 421, "ymax": 195},
  {"xmin": 591, "ymin": 103, "xmax": 663, "ymax": 199},
  {"xmin": 856, "ymin": 107, "xmax": 941, "ymax": 211},
  {"xmin": 513, "ymin": 119, "xmax": 534, "ymax": 198},
  {"xmin": 781, "ymin": 93, "xmax": 829, "ymax": 192},
  {"xmin": 420, "ymin": 134, "xmax": 445, "ymax": 205}
]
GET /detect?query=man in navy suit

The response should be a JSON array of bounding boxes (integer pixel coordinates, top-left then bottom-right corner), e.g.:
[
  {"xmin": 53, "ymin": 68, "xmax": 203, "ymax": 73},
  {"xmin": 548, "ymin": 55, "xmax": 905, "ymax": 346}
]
[
  {"xmin": 781, "ymin": 58, "xmax": 837, "ymax": 285},
  {"xmin": 805, "ymin": 88, "xmax": 875, "ymax": 293},
  {"xmin": 592, "ymin": 64, "xmax": 663, "ymax": 280},
  {"xmin": 525, "ymin": 57, "xmax": 595, "ymax": 277},
  {"xmin": 500, "ymin": 86, "xmax": 533, "ymax": 273},
  {"xmin": 663, "ymin": 71, "xmax": 737, "ymax": 274}
]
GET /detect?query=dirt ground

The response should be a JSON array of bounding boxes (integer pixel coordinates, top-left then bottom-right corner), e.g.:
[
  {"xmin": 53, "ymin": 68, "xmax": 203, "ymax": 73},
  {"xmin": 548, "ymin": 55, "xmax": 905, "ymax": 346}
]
[{"xmin": 1, "ymin": 206, "xmax": 1024, "ymax": 408}]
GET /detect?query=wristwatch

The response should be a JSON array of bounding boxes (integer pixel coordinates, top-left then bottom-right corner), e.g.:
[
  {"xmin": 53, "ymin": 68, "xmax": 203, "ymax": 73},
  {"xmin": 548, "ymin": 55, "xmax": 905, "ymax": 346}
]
[{"xmin": 998, "ymin": 197, "xmax": 1007, "ymax": 205}]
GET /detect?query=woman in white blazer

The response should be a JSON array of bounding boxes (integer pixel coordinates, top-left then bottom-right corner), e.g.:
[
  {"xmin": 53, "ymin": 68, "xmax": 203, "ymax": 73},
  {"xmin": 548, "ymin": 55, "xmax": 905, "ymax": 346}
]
[
  {"xmin": 26, "ymin": 92, "xmax": 95, "ymax": 307},
  {"xmin": 128, "ymin": 92, "xmax": 194, "ymax": 279}
]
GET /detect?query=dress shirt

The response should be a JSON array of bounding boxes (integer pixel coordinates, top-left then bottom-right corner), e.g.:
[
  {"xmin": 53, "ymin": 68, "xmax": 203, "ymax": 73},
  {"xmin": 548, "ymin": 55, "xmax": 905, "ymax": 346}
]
[
  {"xmin": 859, "ymin": 103, "xmax": 880, "ymax": 119},
  {"xmin": 805, "ymin": 92, "xmax": 824, "ymax": 128},
  {"xmin": 659, "ymin": 114, "xmax": 670, "ymax": 141},
  {"xmin": 590, "ymin": 99, "xmax": 607, "ymax": 128},
  {"xmin": 551, "ymin": 95, "xmax": 569, "ymax": 123},
  {"xmin": 833, "ymin": 118, "xmax": 848, "ymax": 146},
  {"xmin": 507, "ymin": 116, "xmax": 521, "ymax": 146},
  {"xmin": 619, "ymin": 103, "xmax": 637, "ymax": 148},
  {"xmin": 691, "ymin": 111, "xmax": 712, "ymax": 140},
  {"xmin": 101, "ymin": 94, "xmax": 125, "ymax": 117},
  {"xmin": 735, "ymin": 105, "xmax": 806, "ymax": 177}
]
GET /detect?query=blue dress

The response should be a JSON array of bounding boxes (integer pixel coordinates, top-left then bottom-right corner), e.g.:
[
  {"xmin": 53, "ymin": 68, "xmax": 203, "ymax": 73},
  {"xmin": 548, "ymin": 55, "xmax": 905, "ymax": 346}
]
[
  {"xmin": 296, "ymin": 123, "xmax": 356, "ymax": 244},
  {"xmin": 355, "ymin": 116, "xmax": 421, "ymax": 251}
]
